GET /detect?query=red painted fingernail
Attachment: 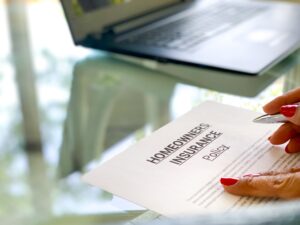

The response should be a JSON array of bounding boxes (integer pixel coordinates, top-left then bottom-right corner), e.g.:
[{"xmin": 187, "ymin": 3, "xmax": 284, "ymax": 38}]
[
  {"xmin": 280, "ymin": 104, "xmax": 298, "ymax": 117},
  {"xmin": 220, "ymin": 178, "xmax": 239, "ymax": 186},
  {"xmin": 285, "ymin": 146, "xmax": 292, "ymax": 154}
]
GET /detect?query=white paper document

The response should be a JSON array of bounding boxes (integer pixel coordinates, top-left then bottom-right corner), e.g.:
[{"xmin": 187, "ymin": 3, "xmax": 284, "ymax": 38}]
[{"xmin": 83, "ymin": 101, "xmax": 300, "ymax": 217}]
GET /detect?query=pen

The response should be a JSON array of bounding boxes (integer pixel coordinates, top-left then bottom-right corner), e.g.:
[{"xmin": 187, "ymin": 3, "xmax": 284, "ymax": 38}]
[
  {"xmin": 253, "ymin": 113, "xmax": 288, "ymax": 124},
  {"xmin": 254, "ymin": 103, "xmax": 300, "ymax": 124}
]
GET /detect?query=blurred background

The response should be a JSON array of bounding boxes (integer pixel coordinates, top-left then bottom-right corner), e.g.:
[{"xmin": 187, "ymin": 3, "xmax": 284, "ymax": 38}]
[{"xmin": 0, "ymin": 1, "xmax": 115, "ymax": 225}]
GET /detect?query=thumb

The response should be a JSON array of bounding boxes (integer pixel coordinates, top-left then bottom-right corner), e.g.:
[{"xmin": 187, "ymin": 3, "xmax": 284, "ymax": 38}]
[
  {"xmin": 280, "ymin": 104, "xmax": 300, "ymax": 126},
  {"xmin": 220, "ymin": 173, "xmax": 300, "ymax": 199}
]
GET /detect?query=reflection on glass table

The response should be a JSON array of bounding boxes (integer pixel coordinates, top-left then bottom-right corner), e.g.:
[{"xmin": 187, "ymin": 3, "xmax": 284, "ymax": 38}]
[
  {"xmin": 115, "ymin": 48, "xmax": 300, "ymax": 97},
  {"xmin": 58, "ymin": 49, "xmax": 300, "ymax": 223},
  {"xmin": 59, "ymin": 56, "xmax": 177, "ymax": 177}
]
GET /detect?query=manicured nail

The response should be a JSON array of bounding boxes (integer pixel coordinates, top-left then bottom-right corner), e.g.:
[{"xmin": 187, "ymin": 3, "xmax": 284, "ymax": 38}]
[
  {"xmin": 220, "ymin": 178, "xmax": 239, "ymax": 186},
  {"xmin": 280, "ymin": 104, "xmax": 298, "ymax": 117},
  {"xmin": 285, "ymin": 146, "xmax": 292, "ymax": 154},
  {"xmin": 243, "ymin": 173, "xmax": 260, "ymax": 178}
]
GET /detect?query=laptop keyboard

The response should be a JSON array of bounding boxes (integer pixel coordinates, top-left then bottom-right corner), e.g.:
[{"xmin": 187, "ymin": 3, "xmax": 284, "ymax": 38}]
[{"xmin": 118, "ymin": 2, "xmax": 267, "ymax": 51}]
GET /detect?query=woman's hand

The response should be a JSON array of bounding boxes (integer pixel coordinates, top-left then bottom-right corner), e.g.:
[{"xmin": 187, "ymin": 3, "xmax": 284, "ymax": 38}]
[
  {"xmin": 264, "ymin": 88, "xmax": 300, "ymax": 153},
  {"xmin": 220, "ymin": 88, "xmax": 300, "ymax": 199}
]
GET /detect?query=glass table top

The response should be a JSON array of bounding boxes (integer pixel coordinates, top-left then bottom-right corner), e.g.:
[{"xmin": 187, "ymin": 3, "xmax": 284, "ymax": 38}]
[{"xmin": 1, "ymin": 1, "xmax": 300, "ymax": 225}]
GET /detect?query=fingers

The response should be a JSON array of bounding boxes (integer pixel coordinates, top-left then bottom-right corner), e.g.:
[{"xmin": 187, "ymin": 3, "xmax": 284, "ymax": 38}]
[
  {"xmin": 263, "ymin": 91, "xmax": 300, "ymax": 126},
  {"xmin": 268, "ymin": 123, "xmax": 300, "ymax": 153},
  {"xmin": 263, "ymin": 88, "xmax": 300, "ymax": 114},
  {"xmin": 269, "ymin": 123, "xmax": 297, "ymax": 145},
  {"xmin": 221, "ymin": 172, "xmax": 300, "ymax": 199},
  {"xmin": 285, "ymin": 136, "xmax": 300, "ymax": 153}
]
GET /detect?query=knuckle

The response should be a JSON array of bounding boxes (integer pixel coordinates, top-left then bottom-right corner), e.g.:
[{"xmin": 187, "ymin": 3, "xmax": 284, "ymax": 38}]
[
  {"xmin": 235, "ymin": 175, "xmax": 300, "ymax": 199},
  {"xmin": 245, "ymin": 175, "xmax": 289, "ymax": 198},
  {"xmin": 272, "ymin": 175, "xmax": 299, "ymax": 199},
  {"xmin": 270, "ymin": 177, "xmax": 288, "ymax": 197},
  {"xmin": 272, "ymin": 176, "xmax": 286, "ymax": 187},
  {"xmin": 244, "ymin": 176, "xmax": 260, "ymax": 190}
]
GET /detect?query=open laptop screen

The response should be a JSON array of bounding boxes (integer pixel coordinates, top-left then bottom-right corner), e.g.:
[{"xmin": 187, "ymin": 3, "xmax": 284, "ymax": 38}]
[{"xmin": 62, "ymin": 0, "xmax": 181, "ymax": 43}]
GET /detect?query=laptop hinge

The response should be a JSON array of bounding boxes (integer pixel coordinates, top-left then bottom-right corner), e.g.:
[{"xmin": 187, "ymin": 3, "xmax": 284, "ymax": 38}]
[{"xmin": 99, "ymin": 0, "xmax": 194, "ymax": 36}]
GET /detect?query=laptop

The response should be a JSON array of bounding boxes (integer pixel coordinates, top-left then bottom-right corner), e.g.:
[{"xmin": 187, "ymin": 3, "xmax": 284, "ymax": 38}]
[{"xmin": 61, "ymin": 0, "xmax": 300, "ymax": 75}]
